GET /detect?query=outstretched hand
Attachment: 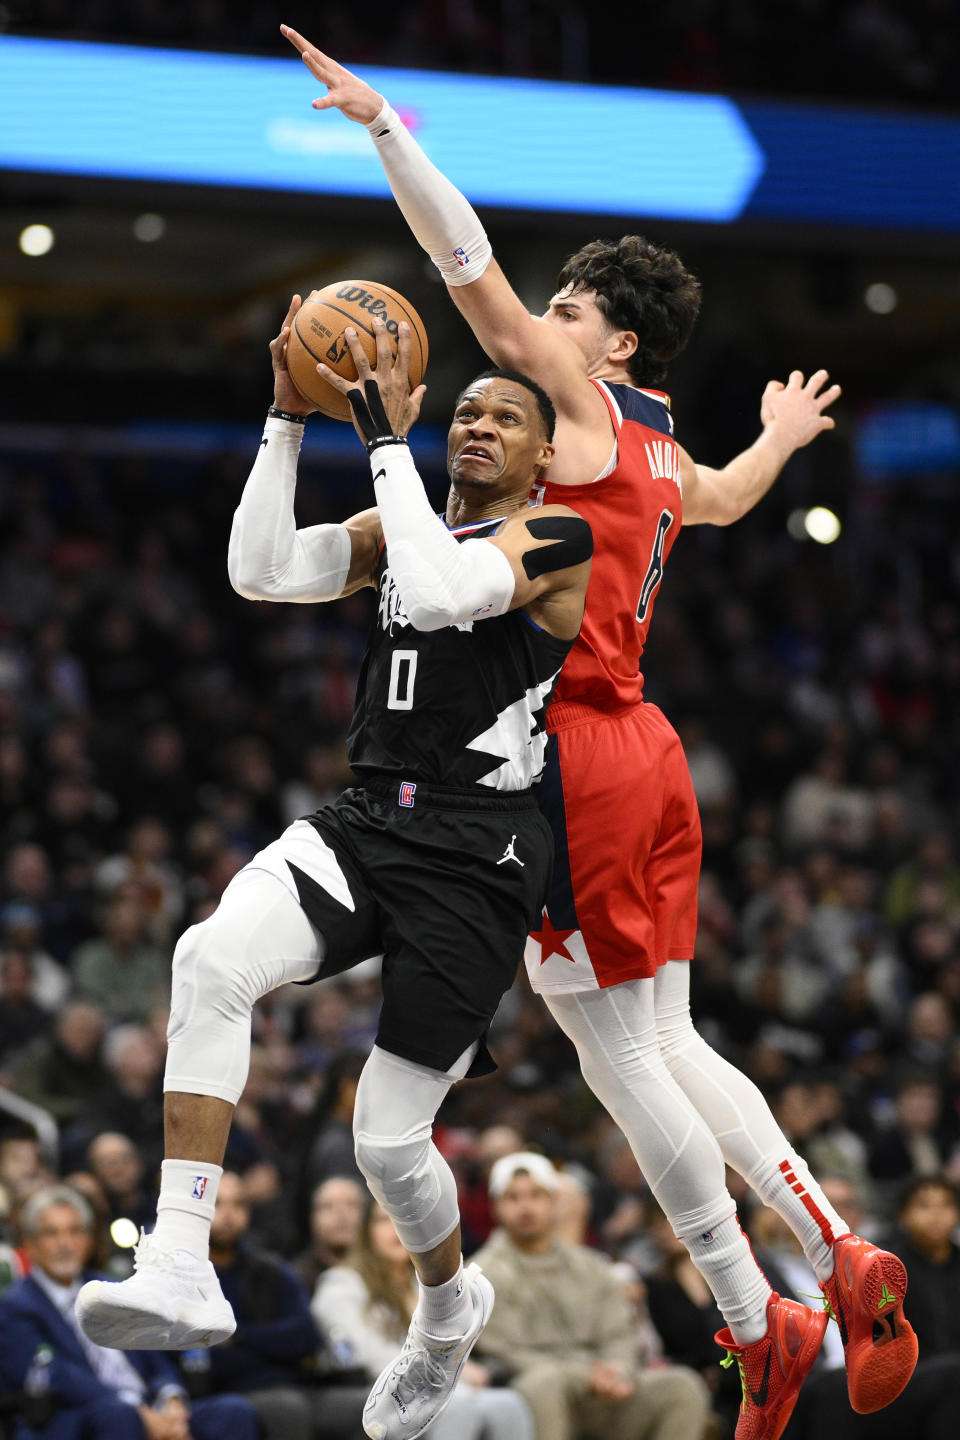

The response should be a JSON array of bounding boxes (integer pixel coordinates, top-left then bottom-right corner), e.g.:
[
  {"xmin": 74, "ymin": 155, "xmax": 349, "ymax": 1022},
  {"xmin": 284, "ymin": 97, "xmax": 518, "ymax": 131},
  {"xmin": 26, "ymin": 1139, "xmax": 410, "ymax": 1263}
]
[
  {"xmin": 317, "ymin": 317, "xmax": 426, "ymax": 448},
  {"xmin": 760, "ymin": 369, "xmax": 841, "ymax": 451},
  {"xmin": 280, "ymin": 25, "xmax": 384, "ymax": 124},
  {"xmin": 270, "ymin": 295, "xmax": 318, "ymax": 417}
]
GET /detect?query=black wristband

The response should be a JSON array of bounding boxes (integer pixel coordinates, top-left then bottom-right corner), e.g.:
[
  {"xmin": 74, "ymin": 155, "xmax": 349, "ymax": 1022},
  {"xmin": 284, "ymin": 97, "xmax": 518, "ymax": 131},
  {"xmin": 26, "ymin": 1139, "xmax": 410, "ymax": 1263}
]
[
  {"xmin": 366, "ymin": 436, "xmax": 409, "ymax": 456},
  {"xmin": 267, "ymin": 405, "xmax": 308, "ymax": 424}
]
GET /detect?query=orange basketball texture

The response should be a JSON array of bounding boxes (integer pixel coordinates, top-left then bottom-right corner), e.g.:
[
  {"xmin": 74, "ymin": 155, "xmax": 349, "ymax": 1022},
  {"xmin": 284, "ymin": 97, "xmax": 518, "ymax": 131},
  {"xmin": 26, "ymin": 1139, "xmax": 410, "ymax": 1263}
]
[{"xmin": 285, "ymin": 281, "xmax": 429, "ymax": 421}]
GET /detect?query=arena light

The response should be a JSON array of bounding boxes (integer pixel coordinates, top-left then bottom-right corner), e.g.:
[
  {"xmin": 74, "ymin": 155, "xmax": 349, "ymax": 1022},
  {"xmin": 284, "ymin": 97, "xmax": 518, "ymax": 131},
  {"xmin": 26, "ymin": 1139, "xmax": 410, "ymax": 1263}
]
[
  {"xmin": 19, "ymin": 222, "xmax": 54, "ymax": 256},
  {"xmin": 864, "ymin": 282, "xmax": 897, "ymax": 314},
  {"xmin": 133, "ymin": 212, "xmax": 166, "ymax": 242},
  {"xmin": 110, "ymin": 1217, "xmax": 140, "ymax": 1248},
  {"xmin": 803, "ymin": 507, "xmax": 841, "ymax": 544}
]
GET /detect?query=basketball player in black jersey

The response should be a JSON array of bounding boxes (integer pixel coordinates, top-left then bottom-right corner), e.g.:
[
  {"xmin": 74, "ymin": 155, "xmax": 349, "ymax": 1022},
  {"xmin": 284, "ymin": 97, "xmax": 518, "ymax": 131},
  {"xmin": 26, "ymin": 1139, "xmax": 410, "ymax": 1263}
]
[{"xmin": 77, "ymin": 298, "xmax": 592, "ymax": 1440}]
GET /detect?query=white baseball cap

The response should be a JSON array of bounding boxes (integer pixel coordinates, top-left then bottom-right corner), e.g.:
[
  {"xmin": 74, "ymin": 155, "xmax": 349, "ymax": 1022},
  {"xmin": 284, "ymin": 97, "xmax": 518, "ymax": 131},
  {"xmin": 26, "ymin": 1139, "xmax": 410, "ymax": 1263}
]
[{"xmin": 488, "ymin": 1151, "xmax": 559, "ymax": 1198}]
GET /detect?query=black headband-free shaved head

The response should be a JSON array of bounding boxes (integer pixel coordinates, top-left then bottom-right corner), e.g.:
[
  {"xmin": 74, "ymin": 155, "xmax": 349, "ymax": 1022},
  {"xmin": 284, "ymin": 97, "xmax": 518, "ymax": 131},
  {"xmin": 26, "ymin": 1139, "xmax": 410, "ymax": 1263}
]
[{"xmin": 457, "ymin": 367, "xmax": 557, "ymax": 442}]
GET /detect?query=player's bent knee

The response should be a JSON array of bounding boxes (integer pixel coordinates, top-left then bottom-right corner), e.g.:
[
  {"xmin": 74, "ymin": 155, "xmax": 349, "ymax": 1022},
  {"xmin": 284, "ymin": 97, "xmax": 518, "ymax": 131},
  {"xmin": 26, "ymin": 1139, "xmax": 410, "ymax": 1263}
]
[
  {"xmin": 353, "ymin": 1126, "xmax": 439, "ymax": 1219},
  {"xmin": 169, "ymin": 912, "xmax": 271, "ymax": 1035}
]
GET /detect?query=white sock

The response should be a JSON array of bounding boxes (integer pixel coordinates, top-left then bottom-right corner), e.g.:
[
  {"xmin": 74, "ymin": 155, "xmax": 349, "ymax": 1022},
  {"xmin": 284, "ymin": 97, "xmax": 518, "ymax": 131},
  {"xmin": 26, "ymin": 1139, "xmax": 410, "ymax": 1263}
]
[
  {"xmin": 748, "ymin": 1151, "xmax": 851, "ymax": 1282},
  {"xmin": 415, "ymin": 1258, "xmax": 472, "ymax": 1339},
  {"xmin": 151, "ymin": 1159, "xmax": 222, "ymax": 1260},
  {"xmin": 683, "ymin": 1214, "xmax": 772, "ymax": 1345}
]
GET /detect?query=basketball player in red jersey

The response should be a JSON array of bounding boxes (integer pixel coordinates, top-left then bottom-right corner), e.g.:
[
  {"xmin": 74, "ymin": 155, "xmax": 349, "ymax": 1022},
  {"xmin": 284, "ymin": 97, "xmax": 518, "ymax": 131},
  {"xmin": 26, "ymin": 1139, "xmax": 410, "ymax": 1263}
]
[{"xmin": 281, "ymin": 28, "xmax": 919, "ymax": 1439}]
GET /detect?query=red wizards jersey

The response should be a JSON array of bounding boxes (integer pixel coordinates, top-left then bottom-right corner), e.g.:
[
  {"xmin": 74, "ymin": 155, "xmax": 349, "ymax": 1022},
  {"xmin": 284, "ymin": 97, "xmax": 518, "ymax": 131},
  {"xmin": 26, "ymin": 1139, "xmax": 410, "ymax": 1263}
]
[{"xmin": 533, "ymin": 379, "xmax": 682, "ymax": 712}]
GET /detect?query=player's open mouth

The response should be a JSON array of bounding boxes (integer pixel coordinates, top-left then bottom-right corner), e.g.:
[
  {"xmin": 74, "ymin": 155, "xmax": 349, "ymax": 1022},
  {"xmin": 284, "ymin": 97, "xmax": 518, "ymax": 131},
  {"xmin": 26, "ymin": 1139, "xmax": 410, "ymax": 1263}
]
[{"xmin": 458, "ymin": 445, "xmax": 495, "ymax": 463}]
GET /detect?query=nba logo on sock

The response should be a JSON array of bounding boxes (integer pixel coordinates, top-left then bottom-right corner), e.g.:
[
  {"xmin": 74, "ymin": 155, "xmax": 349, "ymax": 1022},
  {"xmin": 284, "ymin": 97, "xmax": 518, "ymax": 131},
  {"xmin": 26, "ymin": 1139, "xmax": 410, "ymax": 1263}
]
[
  {"xmin": 701, "ymin": 1230, "xmax": 714, "ymax": 1242},
  {"xmin": 399, "ymin": 782, "xmax": 416, "ymax": 808},
  {"xmin": 192, "ymin": 1177, "xmax": 208, "ymax": 1200}
]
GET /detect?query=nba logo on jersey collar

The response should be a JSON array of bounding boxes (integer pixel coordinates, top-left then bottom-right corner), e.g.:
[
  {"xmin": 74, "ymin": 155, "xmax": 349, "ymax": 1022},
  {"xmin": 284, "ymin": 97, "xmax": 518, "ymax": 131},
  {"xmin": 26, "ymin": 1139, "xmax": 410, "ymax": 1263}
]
[{"xmin": 398, "ymin": 782, "xmax": 416, "ymax": 807}]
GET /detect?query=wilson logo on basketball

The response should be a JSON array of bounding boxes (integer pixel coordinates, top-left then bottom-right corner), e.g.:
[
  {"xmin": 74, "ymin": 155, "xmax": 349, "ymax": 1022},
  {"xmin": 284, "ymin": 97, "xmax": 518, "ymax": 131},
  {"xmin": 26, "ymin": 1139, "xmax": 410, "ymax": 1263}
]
[{"xmin": 335, "ymin": 285, "xmax": 400, "ymax": 336}]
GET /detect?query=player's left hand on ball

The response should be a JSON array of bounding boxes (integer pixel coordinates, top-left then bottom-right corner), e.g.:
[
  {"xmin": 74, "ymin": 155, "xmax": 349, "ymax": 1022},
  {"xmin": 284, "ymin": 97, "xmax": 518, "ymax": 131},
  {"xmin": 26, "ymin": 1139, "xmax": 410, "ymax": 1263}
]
[
  {"xmin": 318, "ymin": 318, "xmax": 426, "ymax": 448},
  {"xmin": 270, "ymin": 295, "xmax": 319, "ymax": 416},
  {"xmin": 760, "ymin": 368, "xmax": 841, "ymax": 449}
]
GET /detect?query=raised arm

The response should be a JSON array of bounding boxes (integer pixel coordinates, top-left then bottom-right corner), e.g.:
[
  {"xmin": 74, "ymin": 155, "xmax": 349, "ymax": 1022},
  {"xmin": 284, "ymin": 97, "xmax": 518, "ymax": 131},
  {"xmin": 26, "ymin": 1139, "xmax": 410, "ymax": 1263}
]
[
  {"xmin": 680, "ymin": 369, "xmax": 842, "ymax": 526},
  {"xmin": 280, "ymin": 27, "xmax": 600, "ymax": 428},
  {"xmin": 227, "ymin": 295, "xmax": 382, "ymax": 602}
]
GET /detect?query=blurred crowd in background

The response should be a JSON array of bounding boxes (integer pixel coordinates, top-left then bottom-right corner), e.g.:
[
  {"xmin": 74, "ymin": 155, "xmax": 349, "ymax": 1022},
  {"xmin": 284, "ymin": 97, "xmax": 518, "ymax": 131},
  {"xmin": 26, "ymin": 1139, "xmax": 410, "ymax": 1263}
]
[
  {"xmin": 2, "ymin": 2, "xmax": 959, "ymax": 1436},
  {"xmin": 13, "ymin": 0, "xmax": 960, "ymax": 102},
  {"xmin": 0, "ymin": 383, "xmax": 958, "ymax": 1432}
]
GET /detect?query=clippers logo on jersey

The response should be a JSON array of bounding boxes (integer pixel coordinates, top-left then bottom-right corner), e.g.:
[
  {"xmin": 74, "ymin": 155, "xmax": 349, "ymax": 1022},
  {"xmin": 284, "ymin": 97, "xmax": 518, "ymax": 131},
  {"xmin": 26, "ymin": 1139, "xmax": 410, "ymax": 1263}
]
[
  {"xmin": 398, "ymin": 781, "xmax": 416, "ymax": 807},
  {"xmin": 377, "ymin": 566, "xmax": 410, "ymax": 636},
  {"xmin": 192, "ymin": 1176, "xmax": 208, "ymax": 1200}
]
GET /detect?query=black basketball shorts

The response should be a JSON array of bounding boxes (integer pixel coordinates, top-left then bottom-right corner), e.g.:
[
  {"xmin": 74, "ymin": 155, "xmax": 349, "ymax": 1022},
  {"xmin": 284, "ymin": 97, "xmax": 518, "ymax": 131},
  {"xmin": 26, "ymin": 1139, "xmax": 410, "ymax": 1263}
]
[{"xmin": 252, "ymin": 778, "xmax": 554, "ymax": 1077}]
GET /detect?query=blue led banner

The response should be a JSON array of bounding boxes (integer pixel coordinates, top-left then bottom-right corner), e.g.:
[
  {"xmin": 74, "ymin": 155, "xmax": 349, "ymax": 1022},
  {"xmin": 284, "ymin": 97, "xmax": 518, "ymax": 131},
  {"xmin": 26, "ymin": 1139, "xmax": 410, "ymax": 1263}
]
[{"xmin": 1, "ymin": 37, "xmax": 958, "ymax": 231}]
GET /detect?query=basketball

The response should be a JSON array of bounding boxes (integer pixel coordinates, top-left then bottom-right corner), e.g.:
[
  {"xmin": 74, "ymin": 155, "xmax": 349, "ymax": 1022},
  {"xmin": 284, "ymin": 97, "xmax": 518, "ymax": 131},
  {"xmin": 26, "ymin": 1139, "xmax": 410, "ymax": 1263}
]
[{"xmin": 285, "ymin": 280, "xmax": 429, "ymax": 421}]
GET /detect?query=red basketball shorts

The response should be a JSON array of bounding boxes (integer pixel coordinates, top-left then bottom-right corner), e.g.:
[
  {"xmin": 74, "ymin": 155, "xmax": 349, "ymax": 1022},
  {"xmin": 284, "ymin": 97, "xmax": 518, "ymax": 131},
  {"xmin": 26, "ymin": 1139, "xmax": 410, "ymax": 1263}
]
[{"xmin": 525, "ymin": 700, "xmax": 702, "ymax": 993}]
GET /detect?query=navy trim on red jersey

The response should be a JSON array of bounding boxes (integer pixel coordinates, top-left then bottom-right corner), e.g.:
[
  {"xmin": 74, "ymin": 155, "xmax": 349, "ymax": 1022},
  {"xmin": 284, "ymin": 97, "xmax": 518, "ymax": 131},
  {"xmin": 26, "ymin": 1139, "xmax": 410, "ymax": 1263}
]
[
  {"xmin": 537, "ymin": 737, "xmax": 580, "ymax": 932},
  {"xmin": 603, "ymin": 383, "xmax": 674, "ymax": 439}
]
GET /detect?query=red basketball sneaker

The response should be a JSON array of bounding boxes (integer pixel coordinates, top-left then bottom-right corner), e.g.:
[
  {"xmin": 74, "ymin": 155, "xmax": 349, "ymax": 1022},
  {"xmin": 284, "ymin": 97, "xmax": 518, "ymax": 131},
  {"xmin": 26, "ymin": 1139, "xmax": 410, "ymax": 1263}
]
[
  {"xmin": 819, "ymin": 1234, "xmax": 918, "ymax": 1414},
  {"xmin": 715, "ymin": 1293, "xmax": 827, "ymax": 1440}
]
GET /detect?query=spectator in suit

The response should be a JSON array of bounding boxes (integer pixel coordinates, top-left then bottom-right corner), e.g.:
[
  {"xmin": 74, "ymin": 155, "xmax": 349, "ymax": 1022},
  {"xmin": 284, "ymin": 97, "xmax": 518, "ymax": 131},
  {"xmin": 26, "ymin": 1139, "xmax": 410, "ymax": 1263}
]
[{"xmin": 0, "ymin": 1185, "xmax": 257, "ymax": 1440}]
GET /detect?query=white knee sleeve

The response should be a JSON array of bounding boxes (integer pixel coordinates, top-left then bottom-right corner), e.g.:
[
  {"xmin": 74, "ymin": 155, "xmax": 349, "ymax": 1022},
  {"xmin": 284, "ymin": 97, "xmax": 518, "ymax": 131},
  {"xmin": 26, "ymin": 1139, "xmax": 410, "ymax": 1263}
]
[
  {"xmin": 165, "ymin": 870, "xmax": 322, "ymax": 1105},
  {"xmin": 353, "ymin": 1046, "xmax": 462, "ymax": 1253}
]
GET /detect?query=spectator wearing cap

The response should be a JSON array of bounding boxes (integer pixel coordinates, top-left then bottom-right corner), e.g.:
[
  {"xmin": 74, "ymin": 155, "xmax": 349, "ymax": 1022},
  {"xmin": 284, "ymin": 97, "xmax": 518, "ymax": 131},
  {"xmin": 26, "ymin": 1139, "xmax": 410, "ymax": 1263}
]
[
  {"xmin": 0, "ymin": 1184, "xmax": 258, "ymax": 1440},
  {"xmin": 471, "ymin": 1152, "xmax": 710, "ymax": 1440}
]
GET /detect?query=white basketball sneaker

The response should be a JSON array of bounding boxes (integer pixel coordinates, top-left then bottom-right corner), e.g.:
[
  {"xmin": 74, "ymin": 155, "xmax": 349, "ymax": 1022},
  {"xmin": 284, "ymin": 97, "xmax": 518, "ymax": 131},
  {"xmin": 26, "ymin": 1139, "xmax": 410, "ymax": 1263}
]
[
  {"xmin": 76, "ymin": 1231, "xmax": 236, "ymax": 1350},
  {"xmin": 362, "ymin": 1261, "xmax": 494, "ymax": 1440}
]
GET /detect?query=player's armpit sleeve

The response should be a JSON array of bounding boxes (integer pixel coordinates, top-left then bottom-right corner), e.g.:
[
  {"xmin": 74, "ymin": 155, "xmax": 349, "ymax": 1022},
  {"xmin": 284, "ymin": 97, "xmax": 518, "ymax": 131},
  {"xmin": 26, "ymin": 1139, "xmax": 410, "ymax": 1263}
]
[
  {"xmin": 364, "ymin": 103, "xmax": 492, "ymax": 288},
  {"xmin": 371, "ymin": 443, "xmax": 515, "ymax": 631},
  {"xmin": 227, "ymin": 416, "xmax": 352, "ymax": 602}
]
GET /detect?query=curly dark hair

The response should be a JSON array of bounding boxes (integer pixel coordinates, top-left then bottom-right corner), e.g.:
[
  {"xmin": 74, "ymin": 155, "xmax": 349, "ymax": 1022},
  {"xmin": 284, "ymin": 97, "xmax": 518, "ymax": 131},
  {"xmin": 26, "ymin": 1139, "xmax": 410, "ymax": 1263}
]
[{"xmin": 555, "ymin": 236, "xmax": 702, "ymax": 387}]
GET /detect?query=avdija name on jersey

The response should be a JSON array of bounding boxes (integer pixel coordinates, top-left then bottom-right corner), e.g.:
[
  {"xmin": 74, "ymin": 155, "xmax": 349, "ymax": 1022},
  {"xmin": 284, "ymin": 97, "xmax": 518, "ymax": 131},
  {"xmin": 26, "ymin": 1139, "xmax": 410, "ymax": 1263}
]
[{"xmin": 644, "ymin": 438, "xmax": 682, "ymax": 488}]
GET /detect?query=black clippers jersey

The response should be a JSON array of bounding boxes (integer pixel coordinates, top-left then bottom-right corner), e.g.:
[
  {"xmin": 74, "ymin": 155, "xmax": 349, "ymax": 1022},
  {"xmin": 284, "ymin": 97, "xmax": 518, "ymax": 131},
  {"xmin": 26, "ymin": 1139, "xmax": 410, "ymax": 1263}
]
[{"xmin": 347, "ymin": 517, "xmax": 573, "ymax": 791}]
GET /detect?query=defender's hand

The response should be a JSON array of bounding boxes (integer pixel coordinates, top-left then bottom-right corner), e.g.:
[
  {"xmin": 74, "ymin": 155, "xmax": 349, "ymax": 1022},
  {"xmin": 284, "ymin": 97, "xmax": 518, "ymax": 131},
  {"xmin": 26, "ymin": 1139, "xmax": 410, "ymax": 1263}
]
[
  {"xmin": 280, "ymin": 26, "xmax": 384, "ymax": 124},
  {"xmin": 318, "ymin": 318, "xmax": 426, "ymax": 448},
  {"xmin": 270, "ymin": 295, "xmax": 318, "ymax": 417},
  {"xmin": 760, "ymin": 369, "xmax": 841, "ymax": 451}
]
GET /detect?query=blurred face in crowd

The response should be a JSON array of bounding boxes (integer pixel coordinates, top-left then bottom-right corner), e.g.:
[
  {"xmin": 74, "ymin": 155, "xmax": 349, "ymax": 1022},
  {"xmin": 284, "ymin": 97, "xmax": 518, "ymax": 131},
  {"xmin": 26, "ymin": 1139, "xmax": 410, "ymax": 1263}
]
[
  {"xmin": 56, "ymin": 1002, "xmax": 104, "ymax": 1061},
  {"xmin": 898, "ymin": 1182, "xmax": 959, "ymax": 1257},
  {"xmin": 312, "ymin": 1177, "xmax": 365, "ymax": 1259},
  {"xmin": 210, "ymin": 1172, "xmax": 251, "ymax": 1251},
  {"xmin": 895, "ymin": 1082, "xmax": 940, "ymax": 1133},
  {"xmin": 495, "ymin": 1172, "xmax": 556, "ymax": 1249},
  {"xmin": 88, "ymin": 1133, "xmax": 143, "ymax": 1197},
  {"xmin": 0, "ymin": 1136, "xmax": 44, "ymax": 1188},
  {"xmin": 27, "ymin": 1202, "xmax": 92, "ymax": 1285}
]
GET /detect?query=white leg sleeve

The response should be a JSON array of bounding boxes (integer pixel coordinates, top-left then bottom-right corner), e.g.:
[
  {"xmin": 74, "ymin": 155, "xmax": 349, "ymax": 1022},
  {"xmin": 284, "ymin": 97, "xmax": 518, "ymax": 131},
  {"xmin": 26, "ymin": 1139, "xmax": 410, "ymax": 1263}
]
[
  {"xmin": 545, "ymin": 980, "xmax": 734, "ymax": 1235},
  {"xmin": 655, "ymin": 960, "xmax": 850, "ymax": 1278},
  {"xmin": 547, "ymin": 979, "xmax": 772, "ymax": 1336},
  {"xmin": 165, "ymin": 869, "xmax": 323, "ymax": 1105},
  {"xmin": 353, "ymin": 1044, "xmax": 472, "ymax": 1254}
]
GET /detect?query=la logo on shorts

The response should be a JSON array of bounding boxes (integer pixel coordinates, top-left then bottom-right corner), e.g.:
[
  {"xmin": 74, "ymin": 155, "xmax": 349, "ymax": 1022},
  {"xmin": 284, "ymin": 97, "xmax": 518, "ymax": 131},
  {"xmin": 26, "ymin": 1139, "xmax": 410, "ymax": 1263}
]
[{"xmin": 399, "ymin": 781, "xmax": 416, "ymax": 808}]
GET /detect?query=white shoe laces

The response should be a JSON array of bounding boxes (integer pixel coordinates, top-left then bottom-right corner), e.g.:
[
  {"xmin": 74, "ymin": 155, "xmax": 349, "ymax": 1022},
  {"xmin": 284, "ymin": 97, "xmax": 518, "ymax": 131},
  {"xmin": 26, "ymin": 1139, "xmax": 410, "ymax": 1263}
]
[
  {"xmin": 391, "ymin": 1345, "xmax": 449, "ymax": 1408},
  {"xmin": 132, "ymin": 1232, "xmax": 185, "ymax": 1274}
]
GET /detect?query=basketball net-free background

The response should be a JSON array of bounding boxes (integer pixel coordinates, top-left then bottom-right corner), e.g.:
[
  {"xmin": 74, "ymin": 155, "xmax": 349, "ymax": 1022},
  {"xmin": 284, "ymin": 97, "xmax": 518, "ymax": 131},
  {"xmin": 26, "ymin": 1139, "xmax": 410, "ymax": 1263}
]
[{"xmin": 0, "ymin": 12, "xmax": 959, "ymax": 1426}]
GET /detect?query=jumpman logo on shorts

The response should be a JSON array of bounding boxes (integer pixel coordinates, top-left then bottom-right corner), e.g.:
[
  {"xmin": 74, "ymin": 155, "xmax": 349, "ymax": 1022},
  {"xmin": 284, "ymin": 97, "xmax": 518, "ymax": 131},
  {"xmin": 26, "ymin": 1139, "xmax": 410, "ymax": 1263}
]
[{"xmin": 497, "ymin": 835, "xmax": 524, "ymax": 867}]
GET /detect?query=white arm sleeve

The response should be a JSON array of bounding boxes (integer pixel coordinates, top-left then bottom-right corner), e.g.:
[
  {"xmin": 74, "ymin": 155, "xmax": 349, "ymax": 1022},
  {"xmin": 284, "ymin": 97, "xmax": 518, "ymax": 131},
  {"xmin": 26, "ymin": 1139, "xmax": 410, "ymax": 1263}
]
[
  {"xmin": 365, "ymin": 102, "xmax": 492, "ymax": 287},
  {"xmin": 371, "ymin": 443, "xmax": 515, "ymax": 631},
  {"xmin": 227, "ymin": 416, "xmax": 352, "ymax": 602}
]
